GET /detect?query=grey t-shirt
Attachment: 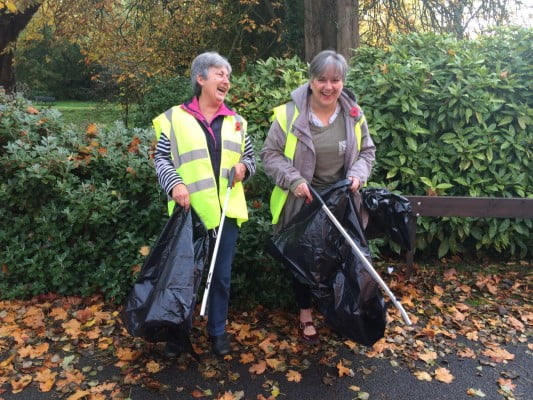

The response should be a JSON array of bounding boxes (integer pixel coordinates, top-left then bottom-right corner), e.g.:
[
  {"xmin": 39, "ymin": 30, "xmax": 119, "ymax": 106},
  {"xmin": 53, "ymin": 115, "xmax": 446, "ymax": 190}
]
[{"xmin": 310, "ymin": 113, "xmax": 347, "ymax": 190}]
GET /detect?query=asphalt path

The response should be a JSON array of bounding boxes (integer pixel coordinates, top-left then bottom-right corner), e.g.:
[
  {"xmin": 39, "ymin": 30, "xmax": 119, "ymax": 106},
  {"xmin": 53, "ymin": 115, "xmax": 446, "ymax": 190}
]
[{"xmin": 3, "ymin": 338, "xmax": 530, "ymax": 400}]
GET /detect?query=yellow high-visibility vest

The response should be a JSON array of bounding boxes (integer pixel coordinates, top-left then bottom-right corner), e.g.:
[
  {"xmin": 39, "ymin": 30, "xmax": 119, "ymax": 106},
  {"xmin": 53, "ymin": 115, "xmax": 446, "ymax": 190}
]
[{"xmin": 153, "ymin": 106, "xmax": 248, "ymax": 228}]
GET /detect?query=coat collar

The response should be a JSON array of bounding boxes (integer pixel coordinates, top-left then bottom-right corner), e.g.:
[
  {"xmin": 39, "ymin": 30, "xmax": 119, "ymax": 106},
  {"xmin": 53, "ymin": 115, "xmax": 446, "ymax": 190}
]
[{"xmin": 181, "ymin": 96, "xmax": 236, "ymax": 122}]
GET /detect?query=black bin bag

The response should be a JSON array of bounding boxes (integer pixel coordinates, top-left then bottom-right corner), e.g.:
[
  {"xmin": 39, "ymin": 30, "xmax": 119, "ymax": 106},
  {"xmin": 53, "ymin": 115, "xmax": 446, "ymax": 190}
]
[
  {"xmin": 268, "ymin": 181, "xmax": 386, "ymax": 347},
  {"xmin": 362, "ymin": 188, "xmax": 413, "ymax": 252},
  {"xmin": 123, "ymin": 206, "xmax": 209, "ymax": 350}
]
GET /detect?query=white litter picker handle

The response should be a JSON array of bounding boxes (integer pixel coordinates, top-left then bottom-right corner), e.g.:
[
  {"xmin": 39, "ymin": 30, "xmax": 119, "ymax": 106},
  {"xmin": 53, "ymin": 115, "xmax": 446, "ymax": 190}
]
[
  {"xmin": 309, "ymin": 185, "xmax": 412, "ymax": 325},
  {"xmin": 200, "ymin": 167, "xmax": 236, "ymax": 317}
]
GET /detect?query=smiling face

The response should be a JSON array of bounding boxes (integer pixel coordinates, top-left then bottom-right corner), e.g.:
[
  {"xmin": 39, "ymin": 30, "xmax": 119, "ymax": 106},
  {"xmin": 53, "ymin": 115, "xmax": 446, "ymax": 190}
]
[
  {"xmin": 197, "ymin": 66, "xmax": 230, "ymax": 106},
  {"xmin": 309, "ymin": 66, "xmax": 344, "ymax": 112}
]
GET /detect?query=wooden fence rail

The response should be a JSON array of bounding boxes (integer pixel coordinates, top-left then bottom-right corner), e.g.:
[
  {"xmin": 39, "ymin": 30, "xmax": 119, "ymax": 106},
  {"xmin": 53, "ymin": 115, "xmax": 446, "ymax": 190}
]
[{"xmin": 403, "ymin": 196, "xmax": 533, "ymax": 278}]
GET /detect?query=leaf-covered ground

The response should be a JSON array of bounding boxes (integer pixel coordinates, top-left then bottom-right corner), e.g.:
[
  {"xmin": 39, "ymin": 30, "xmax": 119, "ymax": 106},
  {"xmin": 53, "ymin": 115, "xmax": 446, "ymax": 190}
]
[{"xmin": 0, "ymin": 262, "xmax": 531, "ymax": 400}]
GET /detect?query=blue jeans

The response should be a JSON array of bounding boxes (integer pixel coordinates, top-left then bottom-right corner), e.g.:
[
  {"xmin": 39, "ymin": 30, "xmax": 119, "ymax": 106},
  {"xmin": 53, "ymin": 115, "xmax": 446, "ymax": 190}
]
[{"xmin": 206, "ymin": 218, "xmax": 239, "ymax": 337}]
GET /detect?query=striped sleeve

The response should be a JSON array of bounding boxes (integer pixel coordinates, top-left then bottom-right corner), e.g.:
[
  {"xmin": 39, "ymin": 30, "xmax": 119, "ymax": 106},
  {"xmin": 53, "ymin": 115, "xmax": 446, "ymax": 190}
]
[
  {"xmin": 154, "ymin": 134, "xmax": 183, "ymax": 196},
  {"xmin": 240, "ymin": 133, "xmax": 256, "ymax": 181}
]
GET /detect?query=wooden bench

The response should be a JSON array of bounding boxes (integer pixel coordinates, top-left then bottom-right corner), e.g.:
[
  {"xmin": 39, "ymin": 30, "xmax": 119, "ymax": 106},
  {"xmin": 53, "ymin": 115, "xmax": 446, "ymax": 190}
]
[{"xmin": 403, "ymin": 196, "xmax": 533, "ymax": 278}]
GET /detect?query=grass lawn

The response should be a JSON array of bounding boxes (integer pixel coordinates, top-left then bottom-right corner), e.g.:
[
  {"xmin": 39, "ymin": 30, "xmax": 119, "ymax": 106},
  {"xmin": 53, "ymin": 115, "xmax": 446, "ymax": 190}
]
[{"xmin": 35, "ymin": 100, "xmax": 125, "ymax": 129}]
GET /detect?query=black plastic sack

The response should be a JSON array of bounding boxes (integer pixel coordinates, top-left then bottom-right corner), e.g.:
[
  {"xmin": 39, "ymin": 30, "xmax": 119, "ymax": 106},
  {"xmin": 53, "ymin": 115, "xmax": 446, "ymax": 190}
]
[
  {"xmin": 268, "ymin": 181, "xmax": 386, "ymax": 346},
  {"xmin": 362, "ymin": 188, "xmax": 413, "ymax": 252},
  {"xmin": 122, "ymin": 206, "xmax": 209, "ymax": 346}
]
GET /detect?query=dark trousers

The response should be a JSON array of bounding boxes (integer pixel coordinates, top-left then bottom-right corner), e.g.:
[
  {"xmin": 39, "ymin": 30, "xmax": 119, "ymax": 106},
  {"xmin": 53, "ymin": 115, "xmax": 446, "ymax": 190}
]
[
  {"xmin": 292, "ymin": 275, "xmax": 312, "ymax": 309},
  {"xmin": 206, "ymin": 218, "xmax": 239, "ymax": 337}
]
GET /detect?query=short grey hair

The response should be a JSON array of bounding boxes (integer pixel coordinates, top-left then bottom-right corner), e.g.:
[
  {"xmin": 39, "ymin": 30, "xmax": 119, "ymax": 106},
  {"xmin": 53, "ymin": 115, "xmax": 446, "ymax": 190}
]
[
  {"xmin": 309, "ymin": 50, "xmax": 348, "ymax": 82},
  {"xmin": 190, "ymin": 52, "xmax": 232, "ymax": 96}
]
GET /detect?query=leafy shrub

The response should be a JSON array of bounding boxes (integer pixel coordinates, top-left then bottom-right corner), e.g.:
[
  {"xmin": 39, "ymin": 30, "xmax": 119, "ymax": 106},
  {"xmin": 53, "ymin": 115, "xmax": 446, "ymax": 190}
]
[
  {"xmin": 132, "ymin": 75, "xmax": 192, "ymax": 128},
  {"xmin": 348, "ymin": 28, "xmax": 532, "ymax": 258},
  {"xmin": 0, "ymin": 93, "xmax": 166, "ymax": 300},
  {"xmin": 229, "ymin": 56, "xmax": 308, "ymax": 144},
  {"xmin": 227, "ymin": 57, "xmax": 307, "ymax": 308}
]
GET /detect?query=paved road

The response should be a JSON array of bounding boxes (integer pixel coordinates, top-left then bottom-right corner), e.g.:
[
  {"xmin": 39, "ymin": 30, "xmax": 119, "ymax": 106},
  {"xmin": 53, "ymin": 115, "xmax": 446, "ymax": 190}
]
[{"xmin": 3, "ymin": 339, "xmax": 530, "ymax": 400}]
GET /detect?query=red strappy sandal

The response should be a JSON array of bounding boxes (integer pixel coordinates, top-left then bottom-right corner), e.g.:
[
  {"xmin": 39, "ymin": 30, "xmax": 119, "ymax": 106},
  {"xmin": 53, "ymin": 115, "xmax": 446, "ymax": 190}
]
[{"xmin": 299, "ymin": 321, "xmax": 320, "ymax": 345}]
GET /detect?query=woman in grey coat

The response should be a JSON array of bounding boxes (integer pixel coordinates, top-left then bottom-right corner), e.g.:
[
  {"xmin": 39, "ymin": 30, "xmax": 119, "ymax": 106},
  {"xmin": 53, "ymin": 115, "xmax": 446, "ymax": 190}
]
[{"xmin": 260, "ymin": 50, "xmax": 376, "ymax": 345}]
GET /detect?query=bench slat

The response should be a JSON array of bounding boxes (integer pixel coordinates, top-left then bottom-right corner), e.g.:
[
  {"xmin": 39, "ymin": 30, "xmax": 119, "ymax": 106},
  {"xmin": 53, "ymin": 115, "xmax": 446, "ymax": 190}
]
[{"xmin": 405, "ymin": 196, "xmax": 533, "ymax": 218}]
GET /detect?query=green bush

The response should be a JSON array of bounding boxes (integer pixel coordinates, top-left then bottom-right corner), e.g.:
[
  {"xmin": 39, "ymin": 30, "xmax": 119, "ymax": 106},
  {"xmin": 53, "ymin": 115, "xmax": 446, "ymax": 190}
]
[
  {"xmin": 0, "ymin": 93, "xmax": 166, "ymax": 300},
  {"xmin": 227, "ymin": 57, "xmax": 308, "ymax": 308},
  {"xmin": 347, "ymin": 28, "xmax": 532, "ymax": 258},
  {"xmin": 132, "ymin": 75, "xmax": 193, "ymax": 128},
  {"xmin": 228, "ymin": 56, "xmax": 308, "ymax": 144}
]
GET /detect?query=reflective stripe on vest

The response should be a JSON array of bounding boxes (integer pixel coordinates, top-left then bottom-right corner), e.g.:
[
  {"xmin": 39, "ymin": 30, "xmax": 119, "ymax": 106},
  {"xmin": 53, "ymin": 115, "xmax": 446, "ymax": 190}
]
[
  {"xmin": 152, "ymin": 107, "xmax": 248, "ymax": 229},
  {"xmin": 269, "ymin": 102, "xmax": 363, "ymax": 224}
]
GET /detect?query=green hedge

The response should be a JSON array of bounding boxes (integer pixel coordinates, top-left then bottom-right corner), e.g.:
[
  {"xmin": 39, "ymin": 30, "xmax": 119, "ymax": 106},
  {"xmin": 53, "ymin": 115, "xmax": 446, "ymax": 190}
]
[
  {"xmin": 346, "ymin": 28, "xmax": 532, "ymax": 258},
  {"xmin": 0, "ymin": 95, "xmax": 166, "ymax": 300},
  {"xmin": 1, "ymin": 29, "xmax": 531, "ymax": 304}
]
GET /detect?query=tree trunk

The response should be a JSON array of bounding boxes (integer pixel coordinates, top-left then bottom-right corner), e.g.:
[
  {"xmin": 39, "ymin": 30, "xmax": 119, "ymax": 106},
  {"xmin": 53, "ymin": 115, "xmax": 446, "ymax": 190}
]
[
  {"xmin": 304, "ymin": 0, "xmax": 359, "ymax": 62},
  {"xmin": 336, "ymin": 0, "xmax": 359, "ymax": 59},
  {"xmin": 0, "ymin": 4, "xmax": 42, "ymax": 94}
]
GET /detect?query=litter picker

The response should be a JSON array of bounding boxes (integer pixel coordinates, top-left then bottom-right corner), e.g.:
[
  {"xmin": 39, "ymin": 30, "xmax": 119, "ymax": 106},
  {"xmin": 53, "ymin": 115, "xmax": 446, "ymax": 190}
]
[
  {"xmin": 200, "ymin": 166, "xmax": 236, "ymax": 317},
  {"xmin": 308, "ymin": 185, "xmax": 412, "ymax": 325}
]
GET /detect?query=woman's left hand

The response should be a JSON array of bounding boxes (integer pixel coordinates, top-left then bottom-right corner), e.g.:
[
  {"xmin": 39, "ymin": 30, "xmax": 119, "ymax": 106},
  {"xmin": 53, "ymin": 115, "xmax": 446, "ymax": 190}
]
[
  {"xmin": 348, "ymin": 176, "xmax": 362, "ymax": 192},
  {"xmin": 232, "ymin": 162, "xmax": 247, "ymax": 184}
]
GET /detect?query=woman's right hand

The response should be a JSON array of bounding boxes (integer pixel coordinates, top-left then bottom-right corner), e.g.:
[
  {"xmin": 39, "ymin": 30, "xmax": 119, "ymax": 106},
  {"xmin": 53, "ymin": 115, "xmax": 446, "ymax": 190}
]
[
  {"xmin": 171, "ymin": 183, "xmax": 190, "ymax": 210},
  {"xmin": 293, "ymin": 182, "xmax": 313, "ymax": 203}
]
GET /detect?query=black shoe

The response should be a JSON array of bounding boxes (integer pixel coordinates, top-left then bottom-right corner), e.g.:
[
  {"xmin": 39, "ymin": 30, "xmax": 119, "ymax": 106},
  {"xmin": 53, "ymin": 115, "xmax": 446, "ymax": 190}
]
[
  {"xmin": 163, "ymin": 341, "xmax": 184, "ymax": 358},
  {"xmin": 209, "ymin": 334, "xmax": 231, "ymax": 356}
]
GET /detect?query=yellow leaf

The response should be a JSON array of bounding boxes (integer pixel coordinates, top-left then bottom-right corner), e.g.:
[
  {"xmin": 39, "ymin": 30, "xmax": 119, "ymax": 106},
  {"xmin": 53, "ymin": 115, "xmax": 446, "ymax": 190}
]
[
  {"xmin": 34, "ymin": 368, "xmax": 57, "ymax": 392},
  {"xmin": 62, "ymin": 319, "xmax": 82, "ymax": 338},
  {"xmin": 239, "ymin": 353, "xmax": 255, "ymax": 364},
  {"xmin": 31, "ymin": 342, "xmax": 49, "ymax": 358},
  {"xmin": 67, "ymin": 390, "xmax": 91, "ymax": 400},
  {"xmin": 344, "ymin": 340, "xmax": 357, "ymax": 350},
  {"xmin": 49, "ymin": 307, "xmax": 68, "ymax": 320},
  {"xmin": 10, "ymin": 375, "xmax": 33, "ymax": 393},
  {"xmin": 0, "ymin": 354, "xmax": 15, "ymax": 367},
  {"xmin": 506, "ymin": 316, "xmax": 524, "ymax": 332},
  {"xmin": 26, "ymin": 106, "xmax": 39, "ymax": 115},
  {"xmin": 266, "ymin": 358, "xmax": 284, "ymax": 371},
  {"xmin": 418, "ymin": 350, "xmax": 437, "ymax": 363},
  {"xmin": 259, "ymin": 336, "xmax": 277, "ymax": 357},
  {"xmin": 434, "ymin": 367, "xmax": 454, "ymax": 383},
  {"xmin": 248, "ymin": 360, "xmax": 267, "ymax": 375},
  {"xmin": 414, "ymin": 371, "xmax": 432, "ymax": 381},
  {"xmin": 336, "ymin": 360, "xmax": 354, "ymax": 377},
  {"xmin": 433, "ymin": 285, "xmax": 444, "ymax": 295},
  {"xmin": 192, "ymin": 388, "xmax": 211, "ymax": 398},
  {"xmin": 139, "ymin": 246, "xmax": 150, "ymax": 256},
  {"xmin": 286, "ymin": 370, "xmax": 302, "ymax": 382},
  {"xmin": 86, "ymin": 123, "xmax": 98, "ymax": 136},
  {"xmin": 6, "ymin": 2, "xmax": 18, "ymax": 13},
  {"xmin": 482, "ymin": 347, "xmax": 514, "ymax": 362},
  {"xmin": 115, "ymin": 347, "xmax": 142, "ymax": 362},
  {"xmin": 218, "ymin": 392, "xmax": 236, "ymax": 400},
  {"xmin": 457, "ymin": 348, "xmax": 476, "ymax": 359},
  {"xmin": 146, "ymin": 360, "xmax": 161, "ymax": 373},
  {"xmin": 466, "ymin": 388, "xmax": 486, "ymax": 397},
  {"xmin": 498, "ymin": 377, "xmax": 516, "ymax": 391}
]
